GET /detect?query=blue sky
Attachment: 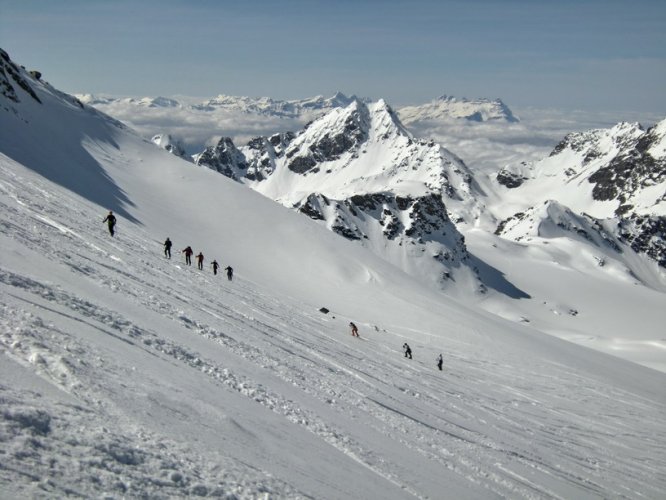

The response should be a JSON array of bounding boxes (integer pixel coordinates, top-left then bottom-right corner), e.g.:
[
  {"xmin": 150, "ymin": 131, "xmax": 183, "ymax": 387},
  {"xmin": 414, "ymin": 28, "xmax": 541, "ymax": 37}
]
[{"xmin": 1, "ymin": 0, "xmax": 665, "ymax": 112}]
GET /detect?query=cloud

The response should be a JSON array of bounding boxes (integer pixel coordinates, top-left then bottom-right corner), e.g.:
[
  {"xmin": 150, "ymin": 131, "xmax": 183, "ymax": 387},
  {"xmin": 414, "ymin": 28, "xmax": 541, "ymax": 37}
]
[
  {"xmin": 85, "ymin": 96, "xmax": 664, "ymax": 173},
  {"xmin": 403, "ymin": 107, "xmax": 664, "ymax": 173},
  {"xmin": 87, "ymin": 99, "xmax": 308, "ymax": 154}
]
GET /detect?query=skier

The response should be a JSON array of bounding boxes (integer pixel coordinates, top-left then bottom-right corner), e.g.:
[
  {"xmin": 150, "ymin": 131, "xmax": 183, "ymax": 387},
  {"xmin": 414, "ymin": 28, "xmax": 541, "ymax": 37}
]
[
  {"xmin": 196, "ymin": 252, "xmax": 204, "ymax": 270},
  {"xmin": 224, "ymin": 266, "xmax": 233, "ymax": 281},
  {"xmin": 403, "ymin": 343, "xmax": 412, "ymax": 359},
  {"xmin": 349, "ymin": 322, "xmax": 359, "ymax": 337},
  {"xmin": 164, "ymin": 237, "xmax": 173, "ymax": 259},
  {"xmin": 436, "ymin": 353, "xmax": 443, "ymax": 371},
  {"xmin": 211, "ymin": 259, "xmax": 219, "ymax": 275},
  {"xmin": 102, "ymin": 210, "xmax": 116, "ymax": 237},
  {"xmin": 182, "ymin": 246, "xmax": 193, "ymax": 266}
]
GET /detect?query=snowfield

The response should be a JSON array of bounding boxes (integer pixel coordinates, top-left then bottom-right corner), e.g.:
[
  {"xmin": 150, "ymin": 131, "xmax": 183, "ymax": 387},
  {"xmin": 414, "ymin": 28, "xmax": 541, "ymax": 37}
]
[{"xmin": 1, "ymin": 52, "xmax": 666, "ymax": 498}]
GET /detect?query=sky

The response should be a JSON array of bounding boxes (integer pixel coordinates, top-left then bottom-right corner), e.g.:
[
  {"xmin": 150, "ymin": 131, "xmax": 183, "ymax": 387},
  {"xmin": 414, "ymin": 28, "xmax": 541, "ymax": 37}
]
[{"xmin": 1, "ymin": 0, "xmax": 665, "ymax": 112}]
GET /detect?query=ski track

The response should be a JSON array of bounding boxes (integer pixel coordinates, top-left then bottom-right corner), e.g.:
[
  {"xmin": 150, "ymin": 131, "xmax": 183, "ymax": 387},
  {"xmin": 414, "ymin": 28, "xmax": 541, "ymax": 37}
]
[{"xmin": 2, "ymin": 163, "xmax": 666, "ymax": 498}]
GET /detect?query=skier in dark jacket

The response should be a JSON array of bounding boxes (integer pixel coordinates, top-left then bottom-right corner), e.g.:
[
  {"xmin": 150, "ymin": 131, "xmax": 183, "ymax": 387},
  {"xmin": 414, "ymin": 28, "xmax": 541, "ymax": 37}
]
[
  {"xmin": 349, "ymin": 322, "xmax": 359, "ymax": 337},
  {"xmin": 224, "ymin": 266, "xmax": 233, "ymax": 281},
  {"xmin": 211, "ymin": 260, "xmax": 219, "ymax": 275},
  {"xmin": 196, "ymin": 252, "xmax": 204, "ymax": 270},
  {"xmin": 182, "ymin": 246, "xmax": 193, "ymax": 266},
  {"xmin": 436, "ymin": 353, "xmax": 443, "ymax": 371},
  {"xmin": 102, "ymin": 211, "xmax": 116, "ymax": 236},
  {"xmin": 403, "ymin": 343, "xmax": 412, "ymax": 359},
  {"xmin": 164, "ymin": 237, "xmax": 172, "ymax": 259}
]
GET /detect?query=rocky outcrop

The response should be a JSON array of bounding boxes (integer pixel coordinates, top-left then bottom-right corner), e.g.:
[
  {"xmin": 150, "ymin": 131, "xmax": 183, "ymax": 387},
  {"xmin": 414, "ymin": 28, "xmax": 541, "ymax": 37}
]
[
  {"xmin": 285, "ymin": 101, "xmax": 369, "ymax": 174},
  {"xmin": 617, "ymin": 214, "xmax": 666, "ymax": 267},
  {"xmin": 496, "ymin": 167, "xmax": 527, "ymax": 188},
  {"xmin": 242, "ymin": 131, "xmax": 295, "ymax": 181},
  {"xmin": 0, "ymin": 48, "xmax": 41, "ymax": 105},
  {"xmin": 194, "ymin": 137, "xmax": 247, "ymax": 179}
]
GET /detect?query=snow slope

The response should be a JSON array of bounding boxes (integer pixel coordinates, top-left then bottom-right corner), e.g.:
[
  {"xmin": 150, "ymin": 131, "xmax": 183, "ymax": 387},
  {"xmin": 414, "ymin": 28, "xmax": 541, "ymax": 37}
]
[{"xmin": 2, "ymin": 50, "xmax": 666, "ymax": 498}]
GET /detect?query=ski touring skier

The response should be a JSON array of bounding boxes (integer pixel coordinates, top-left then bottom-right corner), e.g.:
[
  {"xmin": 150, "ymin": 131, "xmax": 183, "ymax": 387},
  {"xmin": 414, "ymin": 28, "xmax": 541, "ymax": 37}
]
[
  {"xmin": 164, "ymin": 237, "xmax": 172, "ymax": 259},
  {"xmin": 403, "ymin": 343, "xmax": 412, "ymax": 359},
  {"xmin": 224, "ymin": 266, "xmax": 233, "ymax": 281},
  {"xmin": 102, "ymin": 210, "xmax": 116, "ymax": 237},
  {"xmin": 211, "ymin": 260, "xmax": 219, "ymax": 275},
  {"xmin": 182, "ymin": 246, "xmax": 193, "ymax": 266},
  {"xmin": 196, "ymin": 252, "xmax": 204, "ymax": 270},
  {"xmin": 349, "ymin": 322, "xmax": 359, "ymax": 337},
  {"xmin": 436, "ymin": 353, "xmax": 443, "ymax": 371}
]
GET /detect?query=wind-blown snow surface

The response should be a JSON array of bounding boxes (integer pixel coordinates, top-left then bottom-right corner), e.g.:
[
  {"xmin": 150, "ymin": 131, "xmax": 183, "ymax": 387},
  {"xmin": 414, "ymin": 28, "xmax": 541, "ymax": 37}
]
[{"xmin": 2, "ymin": 58, "xmax": 666, "ymax": 498}]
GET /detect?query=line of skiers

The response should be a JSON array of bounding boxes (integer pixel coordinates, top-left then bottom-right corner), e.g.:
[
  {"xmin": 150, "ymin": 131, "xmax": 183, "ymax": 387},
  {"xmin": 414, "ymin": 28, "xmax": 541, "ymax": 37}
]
[
  {"xmin": 403, "ymin": 343, "xmax": 443, "ymax": 370},
  {"xmin": 101, "ymin": 212, "xmax": 233, "ymax": 281},
  {"xmin": 172, "ymin": 240, "xmax": 233, "ymax": 281},
  {"xmin": 349, "ymin": 322, "xmax": 443, "ymax": 370},
  {"xmin": 107, "ymin": 211, "xmax": 443, "ymax": 369}
]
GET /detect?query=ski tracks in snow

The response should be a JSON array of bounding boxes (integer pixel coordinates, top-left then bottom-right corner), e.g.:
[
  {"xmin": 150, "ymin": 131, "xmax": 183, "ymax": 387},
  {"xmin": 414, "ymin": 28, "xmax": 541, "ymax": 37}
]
[{"xmin": 2, "ymin": 160, "xmax": 666, "ymax": 498}]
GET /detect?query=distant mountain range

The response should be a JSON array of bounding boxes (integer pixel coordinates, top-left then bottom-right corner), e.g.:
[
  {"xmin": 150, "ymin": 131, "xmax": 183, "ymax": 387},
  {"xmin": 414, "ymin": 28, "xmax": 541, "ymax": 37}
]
[
  {"xmin": 76, "ymin": 92, "xmax": 519, "ymax": 123},
  {"xmin": 398, "ymin": 95, "xmax": 519, "ymax": 124},
  {"xmin": 186, "ymin": 97, "xmax": 665, "ymax": 295}
]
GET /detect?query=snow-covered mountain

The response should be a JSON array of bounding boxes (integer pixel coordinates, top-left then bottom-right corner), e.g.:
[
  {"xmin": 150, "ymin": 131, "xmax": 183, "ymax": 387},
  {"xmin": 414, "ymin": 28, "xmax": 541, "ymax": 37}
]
[
  {"xmin": 194, "ymin": 99, "xmax": 487, "ymax": 292},
  {"xmin": 494, "ymin": 120, "xmax": 666, "ymax": 267},
  {"xmin": 77, "ymin": 94, "xmax": 181, "ymax": 108},
  {"xmin": 76, "ymin": 91, "xmax": 363, "ymax": 119},
  {"xmin": 74, "ymin": 91, "xmax": 522, "ymax": 156},
  {"xmin": 3, "ymin": 47, "xmax": 666, "ymax": 499},
  {"xmin": 151, "ymin": 133, "xmax": 187, "ymax": 159},
  {"xmin": 192, "ymin": 91, "xmax": 363, "ymax": 117},
  {"xmin": 399, "ymin": 95, "xmax": 520, "ymax": 124}
]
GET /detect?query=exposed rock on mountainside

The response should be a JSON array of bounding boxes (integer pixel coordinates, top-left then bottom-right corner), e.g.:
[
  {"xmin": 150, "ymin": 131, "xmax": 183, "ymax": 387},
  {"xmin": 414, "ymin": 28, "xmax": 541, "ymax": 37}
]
[
  {"xmin": 1, "ymin": 48, "xmax": 41, "ymax": 105},
  {"xmin": 193, "ymin": 99, "xmax": 482, "ymax": 290},
  {"xmin": 495, "ymin": 120, "xmax": 666, "ymax": 267},
  {"xmin": 617, "ymin": 214, "xmax": 666, "ymax": 267},
  {"xmin": 284, "ymin": 101, "xmax": 370, "ymax": 173},
  {"xmin": 194, "ymin": 137, "xmax": 248, "ymax": 179}
]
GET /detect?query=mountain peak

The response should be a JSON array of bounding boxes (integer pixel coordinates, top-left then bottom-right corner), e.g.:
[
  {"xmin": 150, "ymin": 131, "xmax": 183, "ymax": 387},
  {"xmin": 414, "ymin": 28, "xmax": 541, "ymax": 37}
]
[{"xmin": 399, "ymin": 94, "xmax": 519, "ymax": 123}]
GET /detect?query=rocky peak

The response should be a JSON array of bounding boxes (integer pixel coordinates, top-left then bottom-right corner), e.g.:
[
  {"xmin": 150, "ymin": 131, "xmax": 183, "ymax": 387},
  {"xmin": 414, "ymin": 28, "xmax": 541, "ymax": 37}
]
[
  {"xmin": 0, "ymin": 48, "xmax": 41, "ymax": 105},
  {"xmin": 496, "ymin": 118, "xmax": 666, "ymax": 268},
  {"xmin": 194, "ymin": 137, "xmax": 247, "ymax": 179},
  {"xmin": 243, "ymin": 131, "xmax": 296, "ymax": 181},
  {"xmin": 543, "ymin": 119, "xmax": 666, "ymax": 215},
  {"xmin": 190, "ymin": 100, "xmax": 484, "ymax": 291},
  {"xmin": 284, "ymin": 100, "xmax": 370, "ymax": 174}
]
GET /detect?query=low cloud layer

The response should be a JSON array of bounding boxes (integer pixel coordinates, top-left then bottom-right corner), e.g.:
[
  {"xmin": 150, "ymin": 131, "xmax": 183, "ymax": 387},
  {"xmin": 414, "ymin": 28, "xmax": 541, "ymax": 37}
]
[{"xmin": 86, "ymin": 96, "xmax": 663, "ymax": 172}]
